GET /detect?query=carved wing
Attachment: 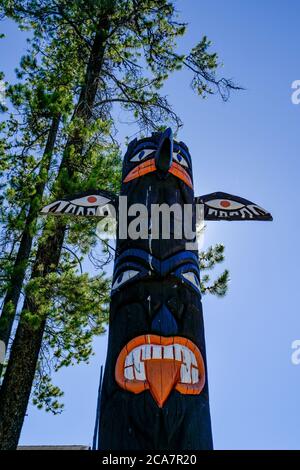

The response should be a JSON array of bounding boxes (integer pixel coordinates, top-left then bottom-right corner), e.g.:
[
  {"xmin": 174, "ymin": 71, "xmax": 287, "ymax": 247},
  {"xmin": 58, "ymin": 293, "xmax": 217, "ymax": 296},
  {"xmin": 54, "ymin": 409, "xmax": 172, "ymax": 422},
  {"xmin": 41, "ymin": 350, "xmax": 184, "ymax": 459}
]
[
  {"xmin": 41, "ymin": 190, "xmax": 117, "ymax": 217},
  {"xmin": 195, "ymin": 192, "xmax": 273, "ymax": 221}
]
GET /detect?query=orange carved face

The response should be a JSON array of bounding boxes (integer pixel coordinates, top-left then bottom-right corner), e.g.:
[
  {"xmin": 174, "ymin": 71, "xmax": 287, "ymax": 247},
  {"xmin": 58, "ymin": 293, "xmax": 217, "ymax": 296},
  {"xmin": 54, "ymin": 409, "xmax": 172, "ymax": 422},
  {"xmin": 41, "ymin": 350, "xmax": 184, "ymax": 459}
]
[{"xmin": 115, "ymin": 334, "xmax": 205, "ymax": 408}]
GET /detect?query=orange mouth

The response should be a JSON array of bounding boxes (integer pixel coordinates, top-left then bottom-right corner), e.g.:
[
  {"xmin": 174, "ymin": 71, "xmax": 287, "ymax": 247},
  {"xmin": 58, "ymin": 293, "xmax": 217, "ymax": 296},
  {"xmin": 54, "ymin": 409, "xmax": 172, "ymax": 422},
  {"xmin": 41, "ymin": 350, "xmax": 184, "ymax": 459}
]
[
  {"xmin": 115, "ymin": 334, "xmax": 205, "ymax": 408},
  {"xmin": 123, "ymin": 159, "xmax": 193, "ymax": 189}
]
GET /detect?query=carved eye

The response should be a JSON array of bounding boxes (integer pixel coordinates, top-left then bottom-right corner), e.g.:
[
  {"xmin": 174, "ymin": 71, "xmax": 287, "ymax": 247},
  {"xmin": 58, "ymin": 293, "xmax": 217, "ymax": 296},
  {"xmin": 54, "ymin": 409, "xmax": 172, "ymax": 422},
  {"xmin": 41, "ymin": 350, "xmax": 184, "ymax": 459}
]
[
  {"xmin": 206, "ymin": 199, "xmax": 245, "ymax": 211},
  {"xmin": 130, "ymin": 148, "xmax": 155, "ymax": 163},
  {"xmin": 112, "ymin": 270, "xmax": 139, "ymax": 290},
  {"xmin": 173, "ymin": 152, "xmax": 189, "ymax": 168},
  {"xmin": 69, "ymin": 195, "xmax": 110, "ymax": 207},
  {"xmin": 182, "ymin": 272, "xmax": 201, "ymax": 291}
]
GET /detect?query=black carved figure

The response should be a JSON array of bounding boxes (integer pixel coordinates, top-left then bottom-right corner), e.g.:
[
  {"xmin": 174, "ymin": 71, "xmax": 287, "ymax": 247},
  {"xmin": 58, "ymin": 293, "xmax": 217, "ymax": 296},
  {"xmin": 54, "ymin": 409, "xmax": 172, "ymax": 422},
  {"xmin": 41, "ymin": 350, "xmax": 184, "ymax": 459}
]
[{"xmin": 41, "ymin": 128, "xmax": 272, "ymax": 450}]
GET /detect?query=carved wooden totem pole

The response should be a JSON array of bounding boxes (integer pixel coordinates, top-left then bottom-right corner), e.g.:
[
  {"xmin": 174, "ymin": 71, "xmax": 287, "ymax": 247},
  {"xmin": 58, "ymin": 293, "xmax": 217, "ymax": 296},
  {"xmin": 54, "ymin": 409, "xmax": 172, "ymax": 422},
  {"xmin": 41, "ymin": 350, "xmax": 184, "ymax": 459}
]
[{"xmin": 41, "ymin": 128, "xmax": 272, "ymax": 450}]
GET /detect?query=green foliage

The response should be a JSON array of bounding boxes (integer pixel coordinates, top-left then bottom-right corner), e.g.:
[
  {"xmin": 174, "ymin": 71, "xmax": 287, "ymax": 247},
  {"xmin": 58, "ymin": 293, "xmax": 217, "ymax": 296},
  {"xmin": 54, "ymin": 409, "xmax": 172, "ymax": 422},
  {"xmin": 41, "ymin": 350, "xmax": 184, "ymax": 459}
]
[
  {"xmin": 0, "ymin": 13, "xmax": 121, "ymax": 411},
  {"xmin": 25, "ymin": 259, "xmax": 110, "ymax": 412},
  {"xmin": 1, "ymin": 0, "xmax": 240, "ymax": 133},
  {"xmin": 0, "ymin": 0, "xmax": 237, "ymax": 415},
  {"xmin": 199, "ymin": 244, "xmax": 230, "ymax": 297},
  {"xmin": 32, "ymin": 374, "xmax": 64, "ymax": 414}
]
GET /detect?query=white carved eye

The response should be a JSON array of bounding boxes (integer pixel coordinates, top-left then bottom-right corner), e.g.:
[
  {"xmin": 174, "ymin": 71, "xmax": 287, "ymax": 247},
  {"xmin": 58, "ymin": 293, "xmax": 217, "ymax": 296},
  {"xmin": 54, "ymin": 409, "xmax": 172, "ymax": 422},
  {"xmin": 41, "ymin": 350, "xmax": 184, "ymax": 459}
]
[
  {"xmin": 130, "ymin": 148, "xmax": 155, "ymax": 162},
  {"xmin": 206, "ymin": 199, "xmax": 245, "ymax": 210},
  {"xmin": 69, "ymin": 195, "xmax": 110, "ymax": 207},
  {"xmin": 173, "ymin": 152, "xmax": 189, "ymax": 168},
  {"xmin": 112, "ymin": 270, "xmax": 139, "ymax": 290},
  {"xmin": 182, "ymin": 272, "xmax": 201, "ymax": 291}
]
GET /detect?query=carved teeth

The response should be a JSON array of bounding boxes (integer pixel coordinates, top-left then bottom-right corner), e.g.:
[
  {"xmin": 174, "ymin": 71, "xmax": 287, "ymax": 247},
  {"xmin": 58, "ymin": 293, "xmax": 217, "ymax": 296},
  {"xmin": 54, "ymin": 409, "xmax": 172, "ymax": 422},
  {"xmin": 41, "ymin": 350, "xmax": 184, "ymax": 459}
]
[
  {"xmin": 163, "ymin": 345, "xmax": 174, "ymax": 359},
  {"xmin": 124, "ymin": 366, "xmax": 134, "ymax": 380},
  {"xmin": 174, "ymin": 344, "xmax": 182, "ymax": 361},
  {"xmin": 141, "ymin": 344, "xmax": 152, "ymax": 360},
  {"xmin": 152, "ymin": 345, "xmax": 162, "ymax": 359},
  {"xmin": 124, "ymin": 343, "xmax": 200, "ymax": 384}
]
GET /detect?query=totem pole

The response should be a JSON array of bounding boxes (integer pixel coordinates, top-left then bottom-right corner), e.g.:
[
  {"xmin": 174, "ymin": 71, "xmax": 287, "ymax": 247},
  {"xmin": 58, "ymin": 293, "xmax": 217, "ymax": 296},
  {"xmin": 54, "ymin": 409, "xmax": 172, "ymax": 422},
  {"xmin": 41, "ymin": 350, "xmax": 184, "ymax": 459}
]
[{"xmin": 41, "ymin": 129, "xmax": 272, "ymax": 450}]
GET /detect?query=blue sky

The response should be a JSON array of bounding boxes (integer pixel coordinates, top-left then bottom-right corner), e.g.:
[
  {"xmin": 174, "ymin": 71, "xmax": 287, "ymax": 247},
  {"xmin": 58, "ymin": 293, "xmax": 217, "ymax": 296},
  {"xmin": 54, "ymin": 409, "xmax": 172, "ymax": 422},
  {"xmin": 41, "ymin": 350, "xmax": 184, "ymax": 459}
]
[{"xmin": 1, "ymin": 0, "xmax": 300, "ymax": 450}]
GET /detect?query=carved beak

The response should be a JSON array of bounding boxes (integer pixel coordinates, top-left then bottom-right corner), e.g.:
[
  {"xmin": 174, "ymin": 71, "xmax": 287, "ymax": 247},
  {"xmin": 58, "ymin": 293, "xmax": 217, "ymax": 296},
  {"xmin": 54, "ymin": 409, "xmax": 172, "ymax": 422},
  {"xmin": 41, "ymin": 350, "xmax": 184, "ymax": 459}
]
[
  {"xmin": 169, "ymin": 162, "xmax": 193, "ymax": 189},
  {"xmin": 123, "ymin": 158, "xmax": 156, "ymax": 183},
  {"xmin": 155, "ymin": 127, "xmax": 173, "ymax": 173},
  {"xmin": 123, "ymin": 159, "xmax": 193, "ymax": 188},
  {"xmin": 123, "ymin": 128, "xmax": 193, "ymax": 188}
]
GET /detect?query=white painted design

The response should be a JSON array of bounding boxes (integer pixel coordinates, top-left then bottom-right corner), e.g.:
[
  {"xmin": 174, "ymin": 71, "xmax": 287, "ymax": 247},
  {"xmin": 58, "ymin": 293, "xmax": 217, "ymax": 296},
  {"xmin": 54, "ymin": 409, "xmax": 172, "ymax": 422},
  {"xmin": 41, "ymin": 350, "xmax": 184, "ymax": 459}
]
[
  {"xmin": 182, "ymin": 272, "xmax": 200, "ymax": 291},
  {"xmin": 180, "ymin": 362, "xmax": 191, "ymax": 383},
  {"xmin": 240, "ymin": 207, "xmax": 254, "ymax": 218},
  {"xmin": 130, "ymin": 148, "xmax": 155, "ymax": 162},
  {"xmin": 147, "ymin": 185, "xmax": 153, "ymax": 255},
  {"xmin": 163, "ymin": 345, "xmax": 174, "ymax": 359},
  {"xmin": 152, "ymin": 345, "xmax": 162, "ymax": 359},
  {"xmin": 173, "ymin": 152, "xmax": 188, "ymax": 168},
  {"xmin": 86, "ymin": 207, "xmax": 97, "ymax": 216},
  {"xmin": 142, "ymin": 344, "xmax": 152, "ymax": 360},
  {"xmin": 65, "ymin": 204, "xmax": 78, "ymax": 214},
  {"xmin": 248, "ymin": 204, "xmax": 269, "ymax": 216},
  {"xmin": 124, "ymin": 367, "xmax": 134, "ymax": 380},
  {"xmin": 206, "ymin": 199, "xmax": 244, "ymax": 211},
  {"xmin": 123, "ymin": 343, "xmax": 200, "ymax": 385},
  {"xmin": 207, "ymin": 206, "xmax": 263, "ymax": 219},
  {"xmin": 75, "ymin": 206, "xmax": 85, "ymax": 215},
  {"xmin": 125, "ymin": 352, "xmax": 134, "ymax": 367},
  {"xmin": 174, "ymin": 344, "xmax": 183, "ymax": 361},
  {"xmin": 112, "ymin": 270, "xmax": 139, "ymax": 290},
  {"xmin": 134, "ymin": 357, "xmax": 145, "ymax": 381},
  {"xmin": 40, "ymin": 200, "xmax": 69, "ymax": 214},
  {"xmin": 192, "ymin": 367, "xmax": 199, "ymax": 383},
  {"xmin": 69, "ymin": 195, "xmax": 110, "ymax": 207},
  {"xmin": 41, "ymin": 195, "xmax": 111, "ymax": 215}
]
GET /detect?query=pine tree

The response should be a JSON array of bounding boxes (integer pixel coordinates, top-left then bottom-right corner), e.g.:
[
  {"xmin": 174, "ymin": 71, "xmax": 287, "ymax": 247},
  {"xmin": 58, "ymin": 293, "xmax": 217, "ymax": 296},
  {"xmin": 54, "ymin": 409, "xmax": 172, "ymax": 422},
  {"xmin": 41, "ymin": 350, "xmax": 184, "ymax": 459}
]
[
  {"xmin": 0, "ymin": 0, "xmax": 237, "ymax": 449},
  {"xmin": 200, "ymin": 244, "xmax": 230, "ymax": 297},
  {"xmin": 0, "ymin": 19, "xmax": 91, "ymax": 377}
]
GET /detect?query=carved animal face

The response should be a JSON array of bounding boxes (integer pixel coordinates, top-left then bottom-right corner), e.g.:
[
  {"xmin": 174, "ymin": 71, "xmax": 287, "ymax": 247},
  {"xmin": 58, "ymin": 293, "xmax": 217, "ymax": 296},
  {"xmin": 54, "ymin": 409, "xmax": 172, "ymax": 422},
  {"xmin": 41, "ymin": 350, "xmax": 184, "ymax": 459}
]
[{"xmin": 122, "ymin": 132, "xmax": 193, "ymax": 190}]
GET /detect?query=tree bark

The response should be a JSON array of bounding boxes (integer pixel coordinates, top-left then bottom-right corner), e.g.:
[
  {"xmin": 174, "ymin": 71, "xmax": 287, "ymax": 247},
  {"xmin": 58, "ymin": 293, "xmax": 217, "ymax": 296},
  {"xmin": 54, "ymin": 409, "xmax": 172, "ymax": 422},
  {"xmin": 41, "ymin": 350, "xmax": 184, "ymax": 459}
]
[
  {"xmin": 0, "ymin": 115, "xmax": 60, "ymax": 379},
  {"xmin": 0, "ymin": 17, "xmax": 110, "ymax": 450},
  {"xmin": 0, "ymin": 224, "xmax": 65, "ymax": 449}
]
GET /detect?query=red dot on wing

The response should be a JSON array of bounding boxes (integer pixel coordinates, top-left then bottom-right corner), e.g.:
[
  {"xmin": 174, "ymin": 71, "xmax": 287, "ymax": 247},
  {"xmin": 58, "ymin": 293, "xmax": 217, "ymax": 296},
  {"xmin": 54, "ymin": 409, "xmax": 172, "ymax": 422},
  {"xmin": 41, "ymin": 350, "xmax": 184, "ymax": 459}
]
[
  {"xmin": 87, "ymin": 196, "xmax": 97, "ymax": 203},
  {"xmin": 220, "ymin": 200, "xmax": 231, "ymax": 208}
]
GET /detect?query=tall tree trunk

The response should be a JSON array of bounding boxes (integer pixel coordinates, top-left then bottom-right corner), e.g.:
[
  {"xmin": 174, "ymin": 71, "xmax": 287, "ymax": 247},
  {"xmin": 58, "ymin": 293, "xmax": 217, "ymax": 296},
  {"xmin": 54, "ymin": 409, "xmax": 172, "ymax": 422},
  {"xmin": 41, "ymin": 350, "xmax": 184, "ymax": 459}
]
[
  {"xmin": 0, "ymin": 115, "xmax": 60, "ymax": 379},
  {"xmin": 0, "ymin": 18, "xmax": 110, "ymax": 450},
  {"xmin": 0, "ymin": 224, "xmax": 65, "ymax": 449}
]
